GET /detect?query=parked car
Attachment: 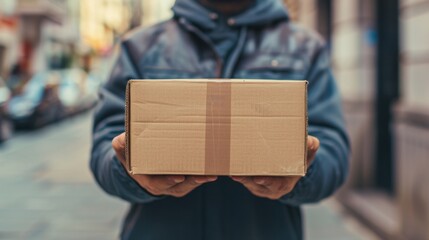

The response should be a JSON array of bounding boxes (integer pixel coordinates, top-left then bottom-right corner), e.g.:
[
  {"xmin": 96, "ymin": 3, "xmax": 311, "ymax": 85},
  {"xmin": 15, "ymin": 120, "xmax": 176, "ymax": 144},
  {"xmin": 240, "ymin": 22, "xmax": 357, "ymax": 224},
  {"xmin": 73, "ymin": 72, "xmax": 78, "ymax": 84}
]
[
  {"xmin": 58, "ymin": 68, "xmax": 100, "ymax": 117},
  {"xmin": 7, "ymin": 72, "xmax": 62, "ymax": 129},
  {"xmin": 0, "ymin": 77, "xmax": 13, "ymax": 142}
]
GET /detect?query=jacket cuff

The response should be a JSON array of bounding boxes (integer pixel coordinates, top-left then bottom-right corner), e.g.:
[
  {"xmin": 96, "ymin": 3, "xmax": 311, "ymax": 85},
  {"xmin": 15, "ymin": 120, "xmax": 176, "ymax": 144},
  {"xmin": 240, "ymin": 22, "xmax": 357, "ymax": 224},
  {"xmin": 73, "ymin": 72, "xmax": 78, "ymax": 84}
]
[
  {"xmin": 112, "ymin": 153, "xmax": 165, "ymax": 202},
  {"xmin": 279, "ymin": 154, "xmax": 318, "ymax": 205}
]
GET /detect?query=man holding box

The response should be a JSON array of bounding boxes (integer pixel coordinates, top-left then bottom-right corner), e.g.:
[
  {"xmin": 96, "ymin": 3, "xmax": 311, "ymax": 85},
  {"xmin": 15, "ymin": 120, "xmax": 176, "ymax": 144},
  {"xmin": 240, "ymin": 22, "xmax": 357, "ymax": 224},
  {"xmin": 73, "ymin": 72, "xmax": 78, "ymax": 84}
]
[{"xmin": 91, "ymin": 0, "xmax": 349, "ymax": 239}]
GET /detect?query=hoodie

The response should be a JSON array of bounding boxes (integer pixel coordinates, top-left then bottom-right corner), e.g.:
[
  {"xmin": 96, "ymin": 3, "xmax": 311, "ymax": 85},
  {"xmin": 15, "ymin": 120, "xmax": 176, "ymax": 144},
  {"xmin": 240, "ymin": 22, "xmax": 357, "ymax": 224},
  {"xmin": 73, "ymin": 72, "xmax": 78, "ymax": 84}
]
[
  {"xmin": 90, "ymin": 0, "xmax": 350, "ymax": 239},
  {"xmin": 172, "ymin": 0, "xmax": 288, "ymax": 61}
]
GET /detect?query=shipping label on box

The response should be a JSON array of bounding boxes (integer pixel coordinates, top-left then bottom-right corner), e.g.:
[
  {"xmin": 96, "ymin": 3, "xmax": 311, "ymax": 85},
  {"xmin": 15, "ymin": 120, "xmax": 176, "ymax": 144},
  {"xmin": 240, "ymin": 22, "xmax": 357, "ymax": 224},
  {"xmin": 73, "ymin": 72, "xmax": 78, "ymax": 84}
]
[{"xmin": 125, "ymin": 79, "xmax": 307, "ymax": 176}]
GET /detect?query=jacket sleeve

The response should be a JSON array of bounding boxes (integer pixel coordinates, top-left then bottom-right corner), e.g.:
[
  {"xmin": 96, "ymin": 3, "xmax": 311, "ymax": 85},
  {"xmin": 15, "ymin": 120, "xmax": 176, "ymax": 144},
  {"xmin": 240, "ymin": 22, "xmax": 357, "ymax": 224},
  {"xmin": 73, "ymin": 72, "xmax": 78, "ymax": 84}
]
[
  {"xmin": 90, "ymin": 41, "xmax": 162, "ymax": 204},
  {"xmin": 280, "ymin": 45, "xmax": 350, "ymax": 206}
]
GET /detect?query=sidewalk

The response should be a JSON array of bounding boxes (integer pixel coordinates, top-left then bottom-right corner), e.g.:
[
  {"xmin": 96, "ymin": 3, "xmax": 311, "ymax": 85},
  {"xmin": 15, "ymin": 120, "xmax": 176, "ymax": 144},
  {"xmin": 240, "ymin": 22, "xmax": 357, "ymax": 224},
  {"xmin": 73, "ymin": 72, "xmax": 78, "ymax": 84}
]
[
  {"xmin": 304, "ymin": 200, "xmax": 378, "ymax": 240},
  {"xmin": 0, "ymin": 112, "xmax": 377, "ymax": 239}
]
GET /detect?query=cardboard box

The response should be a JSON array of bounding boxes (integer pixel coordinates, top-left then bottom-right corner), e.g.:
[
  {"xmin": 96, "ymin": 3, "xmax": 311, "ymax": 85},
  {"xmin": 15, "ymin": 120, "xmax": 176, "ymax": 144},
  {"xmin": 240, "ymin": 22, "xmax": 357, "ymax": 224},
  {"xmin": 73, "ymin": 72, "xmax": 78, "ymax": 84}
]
[{"xmin": 125, "ymin": 79, "xmax": 307, "ymax": 176}]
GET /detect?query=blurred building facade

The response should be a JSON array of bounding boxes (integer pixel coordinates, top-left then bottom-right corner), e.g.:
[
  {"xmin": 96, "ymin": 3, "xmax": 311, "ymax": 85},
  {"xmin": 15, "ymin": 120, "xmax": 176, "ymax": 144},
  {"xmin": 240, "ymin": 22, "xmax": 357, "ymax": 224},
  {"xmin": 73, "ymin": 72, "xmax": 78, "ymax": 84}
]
[
  {"xmin": 141, "ymin": 0, "xmax": 175, "ymax": 27},
  {"xmin": 80, "ymin": 0, "xmax": 133, "ymax": 52},
  {"xmin": 0, "ymin": 0, "xmax": 19, "ymax": 79},
  {"xmin": 79, "ymin": 0, "xmax": 175, "ymax": 52},
  {"xmin": 294, "ymin": 0, "xmax": 429, "ymax": 239},
  {"xmin": 0, "ymin": 0, "xmax": 76, "ymax": 85},
  {"xmin": 0, "ymin": 0, "xmax": 147, "ymax": 89},
  {"xmin": 17, "ymin": 0, "xmax": 69, "ymax": 75}
]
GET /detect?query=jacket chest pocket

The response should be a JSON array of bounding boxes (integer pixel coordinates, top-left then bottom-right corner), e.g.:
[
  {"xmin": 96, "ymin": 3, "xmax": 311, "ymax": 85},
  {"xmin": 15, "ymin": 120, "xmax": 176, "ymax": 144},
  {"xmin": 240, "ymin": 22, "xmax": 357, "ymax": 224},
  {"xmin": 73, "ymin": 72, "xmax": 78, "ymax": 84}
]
[{"xmin": 234, "ymin": 54, "xmax": 307, "ymax": 80}]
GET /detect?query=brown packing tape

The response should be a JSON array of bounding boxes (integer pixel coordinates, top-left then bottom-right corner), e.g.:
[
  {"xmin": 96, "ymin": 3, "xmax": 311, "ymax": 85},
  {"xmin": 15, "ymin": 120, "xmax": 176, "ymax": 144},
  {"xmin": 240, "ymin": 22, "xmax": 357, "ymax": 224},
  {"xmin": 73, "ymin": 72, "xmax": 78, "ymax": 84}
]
[{"xmin": 204, "ymin": 81, "xmax": 232, "ymax": 175}]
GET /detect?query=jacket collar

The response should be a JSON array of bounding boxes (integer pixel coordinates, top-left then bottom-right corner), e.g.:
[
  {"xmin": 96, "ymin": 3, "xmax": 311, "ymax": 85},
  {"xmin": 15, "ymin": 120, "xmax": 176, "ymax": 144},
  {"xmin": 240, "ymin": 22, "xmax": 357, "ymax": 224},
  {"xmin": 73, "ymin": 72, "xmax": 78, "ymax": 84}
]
[{"xmin": 172, "ymin": 0, "xmax": 289, "ymax": 30}]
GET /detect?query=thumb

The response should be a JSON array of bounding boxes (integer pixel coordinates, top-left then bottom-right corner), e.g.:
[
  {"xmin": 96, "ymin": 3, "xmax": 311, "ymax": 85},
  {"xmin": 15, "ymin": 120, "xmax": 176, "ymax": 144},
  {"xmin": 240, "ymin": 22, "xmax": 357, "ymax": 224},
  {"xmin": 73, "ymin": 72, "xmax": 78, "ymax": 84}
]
[
  {"xmin": 112, "ymin": 133, "xmax": 126, "ymax": 164},
  {"xmin": 307, "ymin": 136, "xmax": 320, "ymax": 163}
]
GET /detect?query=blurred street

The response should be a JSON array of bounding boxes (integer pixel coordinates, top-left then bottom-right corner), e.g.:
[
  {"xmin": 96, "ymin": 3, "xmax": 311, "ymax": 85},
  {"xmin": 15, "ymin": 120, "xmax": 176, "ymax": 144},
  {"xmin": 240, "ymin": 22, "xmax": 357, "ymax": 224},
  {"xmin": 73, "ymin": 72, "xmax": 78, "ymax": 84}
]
[
  {"xmin": 0, "ymin": 112, "xmax": 376, "ymax": 240},
  {"xmin": 0, "ymin": 112, "xmax": 128, "ymax": 239}
]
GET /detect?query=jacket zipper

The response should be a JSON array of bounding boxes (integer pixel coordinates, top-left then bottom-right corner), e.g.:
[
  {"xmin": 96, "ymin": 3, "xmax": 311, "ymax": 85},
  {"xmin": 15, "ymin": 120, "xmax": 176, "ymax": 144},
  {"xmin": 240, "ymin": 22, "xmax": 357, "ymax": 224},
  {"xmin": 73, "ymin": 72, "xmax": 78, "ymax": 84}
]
[
  {"xmin": 177, "ymin": 18, "xmax": 248, "ymax": 79},
  {"xmin": 223, "ymin": 27, "xmax": 247, "ymax": 78},
  {"xmin": 178, "ymin": 17, "xmax": 223, "ymax": 78}
]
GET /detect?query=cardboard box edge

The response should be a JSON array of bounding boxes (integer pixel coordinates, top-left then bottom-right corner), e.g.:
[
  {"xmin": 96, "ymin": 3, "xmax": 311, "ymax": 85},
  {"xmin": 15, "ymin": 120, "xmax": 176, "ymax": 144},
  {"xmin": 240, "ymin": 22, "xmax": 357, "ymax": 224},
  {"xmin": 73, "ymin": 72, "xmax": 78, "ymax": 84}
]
[
  {"xmin": 131, "ymin": 169, "xmax": 306, "ymax": 176},
  {"xmin": 304, "ymin": 80, "xmax": 308, "ymax": 175},
  {"xmin": 128, "ymin": 79, "xmax": 307, "ymax": 83},
  {"xmin": 125, "ymin": 80, "xmax": 133, "ymax": 174}
]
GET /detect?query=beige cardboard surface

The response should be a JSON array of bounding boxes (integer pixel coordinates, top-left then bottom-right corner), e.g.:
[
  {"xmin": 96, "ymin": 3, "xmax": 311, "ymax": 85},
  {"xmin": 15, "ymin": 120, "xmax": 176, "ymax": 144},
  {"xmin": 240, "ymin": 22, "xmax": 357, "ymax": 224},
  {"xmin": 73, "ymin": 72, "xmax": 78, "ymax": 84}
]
[{"xmin": 126, "ymin": 79, "xmax": 307, "ymax": 176}]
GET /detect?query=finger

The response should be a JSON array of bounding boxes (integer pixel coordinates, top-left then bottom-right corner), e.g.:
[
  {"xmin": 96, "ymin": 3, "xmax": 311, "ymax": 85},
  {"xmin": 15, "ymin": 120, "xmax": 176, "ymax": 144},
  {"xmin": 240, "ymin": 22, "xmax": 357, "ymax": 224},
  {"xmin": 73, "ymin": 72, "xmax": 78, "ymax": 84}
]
[
  {"xmin": 231, "ymin": 177, "xmax": 270, "ymax": 197},
  {"xmin": 167, "ymin": 176, "xmax": 217, "ymax": 197},
  {"xmin": 309, "ymin": 136, "xmax": 320, "ymax": 151},
  {"xmin": 230, "ymin": 176, "xmax": 245, "ymax": 182},
  {"xmin": 233, "ymin": 176, "xmax": 272, "ymax": 189},
  {"xmin": 166, "ymin": 177, "xmax": 209, "ymax": 197},
  {"xmin": 233, "ymin": 176, "xmax": 297, "ymax": 199},
  {"xmin": 112, "ymin": 133, "xmax": 126, "ymax": 149},
  {"xmin": 252, "ymin": 176, "xmax": 275, "ymax": 187},
  {"xmin": 137, "ymin": 175, "xmax": 186, "ymax": 195},
  {"xmin": 253, "ymin": 176, "xmax": 296, "ymax": 195},
  {"xmin": 307, "ymin": 136, "xmax": 320, "ymax": 163},
  {"xmin": 191, "ymin": 176, "xmax": 218, "ymax": 184},
  {"xmin": 112, "ymin": 133, "xmax": 126, "ymax": 164}
]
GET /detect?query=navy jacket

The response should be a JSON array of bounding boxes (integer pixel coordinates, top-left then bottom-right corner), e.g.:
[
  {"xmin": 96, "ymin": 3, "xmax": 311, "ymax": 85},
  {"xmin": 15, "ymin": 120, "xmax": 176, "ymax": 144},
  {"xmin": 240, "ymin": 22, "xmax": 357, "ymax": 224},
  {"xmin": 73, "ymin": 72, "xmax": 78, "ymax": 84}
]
[{"xmin": 90, "ymin": 0, "xmax": 349, "ymax": 239}]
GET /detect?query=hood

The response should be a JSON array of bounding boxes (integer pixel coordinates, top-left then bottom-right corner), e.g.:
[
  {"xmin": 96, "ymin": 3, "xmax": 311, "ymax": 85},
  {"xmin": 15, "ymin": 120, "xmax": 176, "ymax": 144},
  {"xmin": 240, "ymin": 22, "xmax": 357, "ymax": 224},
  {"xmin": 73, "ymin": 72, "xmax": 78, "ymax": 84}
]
[{"xmin": 172, "ymin": 0, "xmax": 289, "ymax": 30}]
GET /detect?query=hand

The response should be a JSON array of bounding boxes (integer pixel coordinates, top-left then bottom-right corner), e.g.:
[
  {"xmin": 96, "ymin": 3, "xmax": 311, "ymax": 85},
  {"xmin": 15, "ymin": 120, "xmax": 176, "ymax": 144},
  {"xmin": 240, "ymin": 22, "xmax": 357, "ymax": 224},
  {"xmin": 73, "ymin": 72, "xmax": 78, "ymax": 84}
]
[
  {"xmin": 231, "ymin": 136, "xmax": 320, "ymax": 200},
  {"xmin": 112, "ymin": 133, "xmax": 217, "ymax": 197}
]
